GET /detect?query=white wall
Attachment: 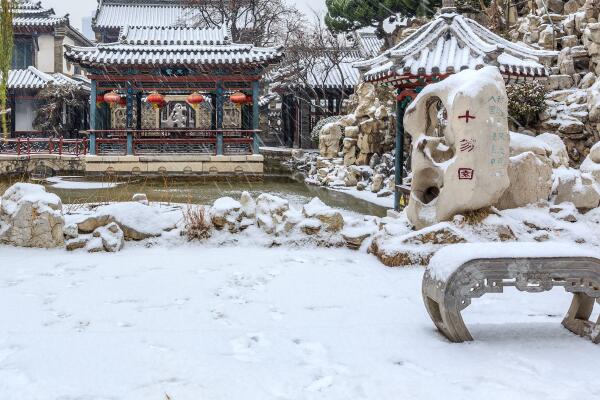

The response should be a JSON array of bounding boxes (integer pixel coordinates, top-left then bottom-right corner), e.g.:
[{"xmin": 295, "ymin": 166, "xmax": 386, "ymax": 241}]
[
  {"xmin": 62, "ymin": 35, "xmax": 76, "ymax": 75},
  {"xmin": 15, "ymin": 100, "xmax": 35, "ymax": 131},
  {"xmin": 36, "ymin": 34, "xmax": 55, "ymax": 73}
]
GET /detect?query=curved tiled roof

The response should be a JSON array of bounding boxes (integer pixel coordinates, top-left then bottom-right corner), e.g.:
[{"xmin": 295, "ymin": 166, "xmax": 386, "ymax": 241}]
[
  {"xmin": 65, "ymin": 26, "xmax": 283, "ymax": 68},
  {"xmin": 94, "ymin": 0, "xmax": 199, "ymax": 30},
  {"xmin": 356, "ymin": 11, "xmax": 558, "ymax": 82},
  {"xmin": 8, "ymin": 66, "xmax": 88, "ymax": 90},
  {"xmin": 12, "ymin": 0, "xmax": 67, "ymax": 28}
]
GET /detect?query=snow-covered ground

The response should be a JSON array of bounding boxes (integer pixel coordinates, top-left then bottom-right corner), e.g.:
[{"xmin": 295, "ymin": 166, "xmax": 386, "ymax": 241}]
[{"xmin": 1, "ymin": 245, "xmax": 598, "ymax": 400}]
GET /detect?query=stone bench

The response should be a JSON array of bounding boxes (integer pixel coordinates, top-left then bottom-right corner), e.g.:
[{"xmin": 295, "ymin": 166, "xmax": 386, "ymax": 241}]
[{"xmin": 422, "ymin": 243, "xmax": 600, "ymax": 343}]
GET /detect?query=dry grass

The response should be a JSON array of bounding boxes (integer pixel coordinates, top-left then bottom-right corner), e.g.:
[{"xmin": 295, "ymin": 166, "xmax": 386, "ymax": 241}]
[
  {"xmin": 183, "ymin": 205, "xmax": 213, "ymax": 241},
  {"xmin": 461, "ymin": 207, "xmax": 494, "ymax": 225}
]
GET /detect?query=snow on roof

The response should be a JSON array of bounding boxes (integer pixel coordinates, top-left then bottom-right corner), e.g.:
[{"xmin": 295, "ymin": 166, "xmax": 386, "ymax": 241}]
[
  {"xmin": 354, "ymin": 31, "xmax": 384, "ymax": 59},
  {"xmin": 12, "ymin": 0, "xmax": 67, "ymax": 28},
  {"xmin": 356, "ymin": 11, "xmax": 557, "ymax": 82},
  {"xmin": 94, "ymin": 0, "xmax": 199, "ymax": 30},
  {"xmin": 8, "ymin": 66, "xmax": 89, "ymax": 90},
  {"xmin": 65, "ymin": 25, "xmax": 283, "ymax": 68}
]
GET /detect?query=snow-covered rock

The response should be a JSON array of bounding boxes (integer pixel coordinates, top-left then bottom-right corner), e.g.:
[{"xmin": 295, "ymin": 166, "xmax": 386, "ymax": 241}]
[
  {"xmin": 240, "ymin": 191, "xmax": 256, "ymax": 218},
  {"xmin": 211, "ymin": 197, "xmax": 242, "ymax": 233},
  {"xmin": 536, "ymin": 132, "xmax": 571, "ymax": 167},
  {"xmin": 302, "ymin": 198, "xmax": 344, "ymax": 233},
  {"xmin": 92, "ymin": 222, "xmax": 124, "ymax": 252},
  {"xmin": 0, "ymin": 183, "xmax": 64, "ymax": 248},
  {"xmin": 132, "ymin": 193, "xmax": 149, "ymax": 205},
  {"xmin": 554, "ymin": 168, "xmax": 600, "ymax": 209},
  {"xmin": 496, "ymin": 152, "xmax": 553, "ymax": 210},
  {"xmin": 256, "ymin": 194, "xmax": 289, "ymax": 235}
]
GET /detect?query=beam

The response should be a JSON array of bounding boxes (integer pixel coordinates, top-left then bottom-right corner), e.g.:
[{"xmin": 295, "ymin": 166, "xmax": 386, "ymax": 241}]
[
  {"xmin": 126, "ymin": 81, "xmax": 134, "ymax": 155},
  {"xmin": 252, "ymin": 80, "xmax": 260, "ymax": 154},
  {"xmin": 394, "ymin": 93, "xmax": 404, "ymax": 212},
  {"xmin": 89, "ymin": 80, "xmax": 97, "ymax": 155}
]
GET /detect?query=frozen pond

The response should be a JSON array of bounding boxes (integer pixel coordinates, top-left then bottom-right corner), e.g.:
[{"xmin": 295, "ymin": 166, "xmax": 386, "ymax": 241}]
[{"xmin": 0, "ymin": 175, "xmax": 389, "ymax": 217}]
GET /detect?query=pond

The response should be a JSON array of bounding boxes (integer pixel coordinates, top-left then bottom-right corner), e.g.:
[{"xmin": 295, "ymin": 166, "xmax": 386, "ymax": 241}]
[{"xmin": 0, "ymin": 175, "xmax": 388, "ymax": 217}]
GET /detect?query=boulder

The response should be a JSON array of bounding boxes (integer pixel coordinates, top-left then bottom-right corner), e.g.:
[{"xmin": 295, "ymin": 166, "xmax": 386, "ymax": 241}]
[
  {"xmin": 371, "ymin": 174, "xmax": 384, "ymax": 193},
  {"xmin": 536, "ymin": 132, "xmax": 570, "ymax": 168},
  {"xmin": 580, "ymin": 142, "xmax": 600, "ymax": 180},
  {"xmin": 85, "ymin": 237, "xmax": 104, "ymax": 253},
  {"xmin": 240, "ymin": 191, "xmax": 256, "ymax": 218},
  {"xmin": 0, "ymin": 183, "xmax": 64, "ymax": 248},
  {"xmin": 211, "ymin": 197, "xmax": 242, "ymax": 232},
  {"xmin": 302, "ymin": 198, "xmax": 344, "ymax": 232},
  {"xmin": 555, "ymin": 170, "xmax": 600, "ymax": 210},
  {"xmin": 132, "ymin": 193, "xmax": 149, "ymax": 205},
  {"xmin": 93, "ymin": 222, "xmax": 124, "ymax": 252},
  {"xmin": 299, "ymin": 219, "xmax": 322, "ymax": 235},
  {"xmin": 63, "ymin": 223, "xmax": 79, "ymax": 239},
  {"xmin": 256, "ymin": 194, "xmax": 289, "ymax": 234},
  {"xmin": 319, "ymin": 123, "xmax": 343, "ymax": 158},
  {"xmin": 588, "ymin": 79, "xmax": 600, "ymax": 123},
  {"xmin": 496, "ymin": 152, "xmax": 553, "ymax": 210},
  {"xmin": 77, "ymin": 214, "xmax": 116, "ymax": 234},
  {"xmin": 66, "ymin": 237, "xmax": 87, "ymax": 251}
]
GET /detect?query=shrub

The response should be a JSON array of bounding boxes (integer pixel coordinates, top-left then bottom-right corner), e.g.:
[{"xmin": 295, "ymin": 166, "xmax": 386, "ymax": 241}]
[
  {"xmin": 183, "ymin": 205, "xmax": 212, "ymax": 241},
  {"xmin": 506, "ymin": 81, "xmax": 548, "ymax": 128}
]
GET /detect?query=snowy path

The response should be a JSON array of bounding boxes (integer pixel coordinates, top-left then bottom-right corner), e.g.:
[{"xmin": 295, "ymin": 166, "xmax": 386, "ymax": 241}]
[{"xmin": 0, "ymin": 245, "xmax": 599, "ymax": 400}]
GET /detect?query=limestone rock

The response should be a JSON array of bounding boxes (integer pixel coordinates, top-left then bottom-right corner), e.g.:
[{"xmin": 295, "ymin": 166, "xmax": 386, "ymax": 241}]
[
  {"xmin": 0, "ymin": 183, "xmax": 64, "ymax": 248},
  {"xmin": 93, "ymin": 222, "xmax": 124, "ymax": 252},
  {"xmin": 64, "ymin": 223, "xmax": 79, "ymax": 239},
  {"xmin": 319, "ymin": 123, "xmax": 343, "ymax": 159},
  {"xmin": 299, "ymin": 219, "xmax": 322, "ymax": 235},
  {"xmin": 496, "ymin": 152, "xmax": 553, "ymax": 210},
  {"xmin": 256, "ymin": 194, "xmax": 289, "ymax": 234},
  {"xmin": 302, "ymin": 198, "xmax": 344, "ymax": 232},
  {"xmin": 555, "ymin": 170, "xmax": 600, "ymax": 210},
  {"xmin": 371, "ymin": 174, "xmax": 384, "ymax": 193},
  {"xmin": 404, "ymin": 67, "xmax": 510, "ymax": 230},
  {"xmin": 240, "ymin": 191, "xmax": 256, "ymax": 218},
  {"xmin": 588, "ymin": 79, "xmax": 600, "ymax": 123},
  {"xmin": 132, "ymin": 193, "xmax": 149, "ymax": 205},
  {"xmin": 66, "ymin": 237, "xmax": 87, "ymax": 251},
  {"xmin": 580, "ymin": 142, "xmax": 600, "ymax": 180},
  {"xmin": 77, "ymin": 214, "xmax": 116, "ymax": 234},
  {"xmin": 536, "ymin": 133, "xmax": 570, "ymax": 168},
  {"xmin": 85, "ymin": 237, "xmax": 104, "ymax": 253},
  {"xmin": 211, "ymin": 197, "xmax": 242, "ymax": 232}
]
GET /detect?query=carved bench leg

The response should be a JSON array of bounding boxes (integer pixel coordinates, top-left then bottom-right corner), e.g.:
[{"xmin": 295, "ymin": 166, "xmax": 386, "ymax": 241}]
[
  {"xmin": 424, "ymin": 295, "xmax": 473, "ymax": 343},
  {"xmin": 562, "ymin": 293, "xmax": 599, "ymax": 343}
]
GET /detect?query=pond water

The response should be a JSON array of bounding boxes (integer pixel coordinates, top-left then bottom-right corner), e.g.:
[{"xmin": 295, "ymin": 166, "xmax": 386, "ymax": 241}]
[{"xmin": 0, "ymin": 175, "xmax": 388, "ymax": 217}]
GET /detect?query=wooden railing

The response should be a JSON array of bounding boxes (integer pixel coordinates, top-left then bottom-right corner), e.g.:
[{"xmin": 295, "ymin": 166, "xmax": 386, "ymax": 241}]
[
  {"xmin": 86, "ymin": 129, "xmax": 257, "ymax": 156},
  {"xmin": 0, "ymin": 137, "xmax": 88, "ymax": 156}
]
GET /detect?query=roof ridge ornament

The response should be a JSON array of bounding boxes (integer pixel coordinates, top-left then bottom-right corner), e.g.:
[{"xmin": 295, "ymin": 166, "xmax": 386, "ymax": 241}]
[{"xmin": 441, "ymin": 0, "xmax": 457, "ymax": 13}]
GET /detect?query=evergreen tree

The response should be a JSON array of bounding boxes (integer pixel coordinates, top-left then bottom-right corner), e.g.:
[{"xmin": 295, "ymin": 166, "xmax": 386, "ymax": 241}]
[
  {"xmin": 325, "ymin": 0, "xmax": 441, "ymax": 38},
  {"xmin": 0, "ymin": 0, "xmax": 14, "ymax": 140}
]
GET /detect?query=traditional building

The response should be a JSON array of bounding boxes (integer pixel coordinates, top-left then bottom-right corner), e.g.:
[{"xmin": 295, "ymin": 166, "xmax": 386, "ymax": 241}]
[
  {"xmin": 267, "ymin": 30, "xmax": 384, "ymax": 149},
  {"xmin": 65, "ymin": 24, "xmax": 283, "ymax": 156},
  {"xmin": 354, "ymin": 0, "xmax": 558, "ymax": 210},
  {"xmin": 9, "ymin": 0, "xmax": 92, "ymax": 134}
]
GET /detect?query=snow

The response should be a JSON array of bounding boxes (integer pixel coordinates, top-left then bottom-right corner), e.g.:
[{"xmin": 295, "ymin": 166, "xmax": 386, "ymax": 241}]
[
  {"xmin": 0, "ymin": 182, "xmax": 61, "ymax": 216},
  {"xmin": 1, "ymin": 245, "xmax": 599, "ymax": 399},
  {"xmin": 303, "ymin": 198, "xmax": 335, "ymax": 217},
  {"xmin": 428, "ymin": 242, "xmax": 600, "ymax": 282},
  {"xmin": 212, "ymin": 196, "xmax": 241, "ymax": 213},
  {"xmin": 45, "ymin": 176, "xmax": 120, "ymax": 190},
  {"xmin": 331, "ymin": 186, "xmax": 394, "ymax": 209}
]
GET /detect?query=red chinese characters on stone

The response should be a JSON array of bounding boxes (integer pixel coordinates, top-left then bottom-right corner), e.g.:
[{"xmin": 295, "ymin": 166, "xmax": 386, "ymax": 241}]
[
  {"xmin": 459, "ymin": 138, "xmax": 475, "ymax": 152},
  {"xmin": 458, "ymin": 168, "xmax": 474, "ymax": 180}
]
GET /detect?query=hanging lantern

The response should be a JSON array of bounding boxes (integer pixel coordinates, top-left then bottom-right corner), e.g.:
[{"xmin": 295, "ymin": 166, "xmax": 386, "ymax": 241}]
[
  {"xmin": 103, "ymin": 91, "xmax": 121, "ymax": 108},
  {"xmin": 230, "ymin": 91, "xmax": 248, "ymax": 105},
  {"xmin": 186, "ymin": 92, "xmax": 205, "ymax": 110},
  {"xmin": 146, "ymin": 91, "xmax": 165, "ymax": 110}
]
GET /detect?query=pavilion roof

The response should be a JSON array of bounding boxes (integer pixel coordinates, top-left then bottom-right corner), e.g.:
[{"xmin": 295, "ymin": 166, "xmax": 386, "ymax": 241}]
[
  {"xmin": 8, "ymin": 66, "xmax": 90, "ymax": 91},
  {"xmin": 64, "ymin": 25, "xmax": 283, "ymax": 69},
  {"xmin": 355, "ymin": 10, "xmax": 558, "ymax": 84},
  {"xmin": 93, "ymin": 0, "xmax": 199, "ymax": 30},
  {"xmin": 12, "ymin": 0, "xmax": 67, "ymax": 29}
]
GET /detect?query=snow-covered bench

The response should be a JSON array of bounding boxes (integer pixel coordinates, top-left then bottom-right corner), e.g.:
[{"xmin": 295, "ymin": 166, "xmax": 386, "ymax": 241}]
[{"xmin": 422, "ymin": 243, "xmax": 600, "ymax": 343}]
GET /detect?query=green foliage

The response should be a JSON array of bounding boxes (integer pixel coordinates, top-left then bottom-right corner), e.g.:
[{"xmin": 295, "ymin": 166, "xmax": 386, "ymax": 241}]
[
  {"xmin": 0, "ymin": 0, "xmax": 14, "ymax": 139},
  {"xmin": 325, "ymin": 0, "xmax": 441, "ymax": 35},
  {"xmin": 506, "ymin": 81, "xmax": 548, "ymax": 128}
]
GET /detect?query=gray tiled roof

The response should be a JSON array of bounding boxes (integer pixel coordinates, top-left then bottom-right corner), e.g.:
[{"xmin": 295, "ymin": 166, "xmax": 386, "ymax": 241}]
[
  {"xmin": 12, "ymin": 0, "xmax": 67, "ymax": 28},
  {"xmin": 94, "ymin": 0, "xmax": 199, "ymax": 29},
  {"xmin": 65, "ymin": 26, "xmax": 283, "ymax": 67},
  {"xmin": 356, "ymin": 11, "xmax": 558, "ymax": 82},
  {"xmin": 8, "ymin": 66, "xmax": 88, "ymax": 90}
]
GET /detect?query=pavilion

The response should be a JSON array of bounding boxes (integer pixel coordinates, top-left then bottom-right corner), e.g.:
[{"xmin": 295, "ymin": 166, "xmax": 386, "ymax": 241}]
[
  {"xmin": 65, "ymin": 24, "xmax": 283, "ymax": 160},
  {"xmin": 354, "ymin": 0, "xmax": 558, "ymax": 210}
]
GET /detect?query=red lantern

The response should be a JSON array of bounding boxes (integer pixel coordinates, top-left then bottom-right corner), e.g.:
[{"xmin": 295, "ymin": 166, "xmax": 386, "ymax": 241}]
[
  {"xmin": 103, "ymin": 91, "xmax": 121, "ymax": 108},
  {"xmin": 187, "ymin": 92, "xmax": 205, "ymax": 110},
  {"xmin": 119, "ymin": 96, "xmax": 127, "ymax": 107},
  {"xmin": 230, "ymin": 91, "xmax": 248, "ymax": 105},
  {"xmin": 147, "ymin": 91, "xmax": 165, "ymax": 110}
]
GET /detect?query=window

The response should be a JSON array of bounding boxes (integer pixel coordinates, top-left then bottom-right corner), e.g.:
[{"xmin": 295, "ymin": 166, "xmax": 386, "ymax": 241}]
[{"xmin": 12, "ymin": 37, "xmax": 34, "ymax": 69}]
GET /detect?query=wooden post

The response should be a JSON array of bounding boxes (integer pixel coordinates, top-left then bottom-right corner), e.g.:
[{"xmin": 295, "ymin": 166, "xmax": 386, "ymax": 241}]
[
  {"xmin": 136, "ymin": 92, "xmax": 142, "ymax": 130},
  {"xmin": 394, "ymin": 92, "xmax": 404, "ymax": 212},
  {"xmin": 126, "ymin": 81, "xmax": 134, "ymax": 155},
  {"xmin": 89, "ymin": 80, "xmax": 97, "ymax": 155},
  {"xmin": 252, "ymin": 80, "xmax": 260, "ymax": 154},
  {"xmin": 216, "ymin": 81, "xmax": 224, "ymax": 155}
]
